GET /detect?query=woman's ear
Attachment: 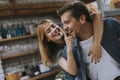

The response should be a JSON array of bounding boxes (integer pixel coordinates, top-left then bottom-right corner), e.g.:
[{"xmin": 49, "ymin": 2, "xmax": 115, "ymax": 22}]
[{"xmin": 79, "ymin": 15, "xmax": 86, "ymax": 24}]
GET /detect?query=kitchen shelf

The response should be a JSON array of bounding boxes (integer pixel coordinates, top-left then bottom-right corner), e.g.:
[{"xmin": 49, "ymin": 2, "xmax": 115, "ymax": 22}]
[
  {"xmin": 103, "ymin": 8, "xmax": 120, "ymax": 17},
  {"xmin": 1, "ymin": 50, "xmax": 39, "ymax": 60},
  {"xmin": 0, "ymin": 1, "xmax": 69, "ymax": 17},
  {"xmin": 0, "ymin": 34, "xmax": 37, "ymax": 42},
  {"xmin": 81, "ymin": 0, "xmax": 96, "ymax": 3},
  {"xmin": 0, "ymin": 1, "xmax": 66, "ymax": 80},
  {"xmin": 30, "ymin": 68, "xmax": 62, "ymax": 80}
]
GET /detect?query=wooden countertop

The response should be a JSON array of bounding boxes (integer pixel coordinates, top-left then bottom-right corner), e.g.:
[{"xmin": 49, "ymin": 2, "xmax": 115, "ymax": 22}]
[{"xmin": 29, "ymin": 68, "xmax": 62, "ymax": 80}]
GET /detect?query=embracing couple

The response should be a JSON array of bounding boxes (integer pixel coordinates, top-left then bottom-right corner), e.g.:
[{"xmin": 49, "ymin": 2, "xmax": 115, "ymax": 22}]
[{"xmin": 37, "ymin": 1, "xmax": 120, "ymax": 80}]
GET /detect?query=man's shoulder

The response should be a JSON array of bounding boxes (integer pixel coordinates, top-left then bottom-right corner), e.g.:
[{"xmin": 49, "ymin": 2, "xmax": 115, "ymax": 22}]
[
  {"xmin": 103, "ymin": 18, "xmax": 120, "ymax": 28},
  {"xmin": 103, "ymin": 18, "xmax": 120, "ymax": 24}
]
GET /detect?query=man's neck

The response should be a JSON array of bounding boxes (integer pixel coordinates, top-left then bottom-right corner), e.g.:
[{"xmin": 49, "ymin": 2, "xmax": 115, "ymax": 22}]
[{"xmin": 78, "ymin": 22, "xmax": 93, "ymax": 41}]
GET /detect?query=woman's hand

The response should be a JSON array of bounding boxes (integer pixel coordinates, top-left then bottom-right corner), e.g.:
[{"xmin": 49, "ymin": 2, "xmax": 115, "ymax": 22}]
[
  {"xmin": 58, "ymin": 31, "xmax": 77, "ymax": 75},
  {"xmin": 88, "ymin": 45, "xmax": 102, "ymax": 64},
  {"xmin": 64, "ymin": 31, "xmax": 74, "ymax": 50},
  {"xmin": 65, "ymin": 36, "xmax": 74, "ymax": 49}
]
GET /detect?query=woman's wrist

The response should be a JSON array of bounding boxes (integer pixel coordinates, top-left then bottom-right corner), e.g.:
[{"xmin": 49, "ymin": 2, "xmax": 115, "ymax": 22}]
[
  {"xmin": 67, "ymin": 47, "xmax": 72, "ymax": 53},
  {"xmin": 93, "ymin": 43, "xmax": 101, "ymax": 46}
]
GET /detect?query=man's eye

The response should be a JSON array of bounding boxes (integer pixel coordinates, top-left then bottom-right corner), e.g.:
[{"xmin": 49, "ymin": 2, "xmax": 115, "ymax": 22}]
[{"xmin": 65, "ymin": 21, "xmax": 69, "ymax": 24}]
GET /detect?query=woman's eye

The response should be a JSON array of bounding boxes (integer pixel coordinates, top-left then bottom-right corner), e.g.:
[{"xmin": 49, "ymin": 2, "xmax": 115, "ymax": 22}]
[
  {"xmin": 51, "ymin": 24, "xmax": 55, "ymax": 28},
  {"xmin": 47, "ymin": 29, "xmax": 50, "ymax": 33}
]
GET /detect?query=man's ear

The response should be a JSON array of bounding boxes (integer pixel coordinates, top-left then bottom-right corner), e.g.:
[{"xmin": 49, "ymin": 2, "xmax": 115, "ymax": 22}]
[{"xmin": 79, "ymin": 15, "xmax": 86, "ymax": 24}]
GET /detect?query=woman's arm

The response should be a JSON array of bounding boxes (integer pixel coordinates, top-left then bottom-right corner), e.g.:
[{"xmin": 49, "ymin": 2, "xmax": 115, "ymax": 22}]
[
  {"xmin": 58, "ymin": 35, "xmax": 77, "ymax": 75},
  {"xmin": 89, "ymin": 12, "xmax": 103, "ymax": 63}
]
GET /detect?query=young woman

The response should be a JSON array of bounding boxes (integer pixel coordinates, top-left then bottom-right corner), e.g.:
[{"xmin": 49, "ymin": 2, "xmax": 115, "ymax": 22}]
[{"xmin": 37, "ymin": 12, "xmax": 103, "ymax": 80}]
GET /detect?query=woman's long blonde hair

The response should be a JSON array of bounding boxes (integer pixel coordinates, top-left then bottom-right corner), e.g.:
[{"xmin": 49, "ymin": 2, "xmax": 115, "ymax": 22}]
[{"xmin": 37, "ymin": 19, "xmax": 58, "ymax": 67}]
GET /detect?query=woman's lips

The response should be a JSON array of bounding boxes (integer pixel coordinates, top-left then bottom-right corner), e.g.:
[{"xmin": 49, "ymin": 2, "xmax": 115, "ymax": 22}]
[{"xmin": 55, "ymin": 28, "xmax": 62, "ymax": 36}]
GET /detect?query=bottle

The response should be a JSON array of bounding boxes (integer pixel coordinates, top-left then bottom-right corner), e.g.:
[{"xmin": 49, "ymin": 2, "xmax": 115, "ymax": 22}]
[
  {"xmin": 2, "ymin": 24, "xmax": 8, "ymax": 39},
  {"xmin": 7, "ymin": 24, "xmax": 11, "ymax": 39},
  {"xmin": 33, "ymin": 65, "xmax": 40, "ymax": 76},
  {"xmin": 17, "ymin": 23, "xmax": 22, "ymax": 36},
  {"xmin": 0, "ymin": 24, "xmax": 3, "ymax": 39},
  {"xmin": 8, "ymin": 23, "xmax": 14, "ymax": 37},
  {"xmin": 32, "ymin": 58, "xmax": 40, "ymax": 76},
  {"xmin": 24, "ymin": 22, "xmax": 30, "ymax": 35},
  {"xmin": 29, "ymin": 22, "xmax": 34, "ymax": 35},
  {"xmin": 0, "ymin": 58, "xmax": 5, "ymax": 80},
  {"xmin": 21, "ymin": 22, "xmax": 27, "ymax": 36}
]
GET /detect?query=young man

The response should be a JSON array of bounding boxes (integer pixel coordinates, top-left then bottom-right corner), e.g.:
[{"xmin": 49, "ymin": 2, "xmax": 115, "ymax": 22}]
[{"xmin": 57, "ymin": 1, "xmax": 120, "ymax": 80}]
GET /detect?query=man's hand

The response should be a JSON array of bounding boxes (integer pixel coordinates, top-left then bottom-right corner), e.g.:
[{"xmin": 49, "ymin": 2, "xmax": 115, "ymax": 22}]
[{"xmin": 88, "ymin": 45, "xmax": 102, "ymax": 64}]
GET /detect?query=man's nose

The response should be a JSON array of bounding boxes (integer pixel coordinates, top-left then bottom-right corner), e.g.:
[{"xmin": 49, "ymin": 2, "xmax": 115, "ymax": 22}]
[{"xmin": 63, "ymin": 25, "xmax": 68, "ymax": 31}]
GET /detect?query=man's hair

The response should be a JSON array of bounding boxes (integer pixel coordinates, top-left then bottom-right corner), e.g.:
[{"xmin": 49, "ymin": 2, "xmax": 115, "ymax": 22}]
[{"xmin": 57, "ymin": 1, "xmax": 92, "ymax": 22}]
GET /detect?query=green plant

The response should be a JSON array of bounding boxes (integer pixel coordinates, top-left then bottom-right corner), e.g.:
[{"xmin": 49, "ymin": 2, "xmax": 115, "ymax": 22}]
[{"xmin": 55, "ymin": 71, "xmax": 65, "ymax": 80}]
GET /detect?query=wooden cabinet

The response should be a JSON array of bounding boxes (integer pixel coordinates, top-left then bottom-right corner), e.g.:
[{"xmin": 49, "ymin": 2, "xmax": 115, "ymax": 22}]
[
  {"xmin": 0, "ymin": 34, "xmax": 38, "ymax": 60},
  {"xmin": 0, "ymin": 1, "xmax": 69, "ymax": 18},
  {"xmin": 30, "ymin": 68, "xmax": 62, "ymax": 80},
  {"xmin": 0, "ymin": 34, "xmax": 39, "ymax": 79},
  {"xmin": 0, "ymin": 34, "xmax": 61, "ymax": 80},
  {"xmin": 0, "ymin": 0, "xmax": 67, "ymax": 80}
]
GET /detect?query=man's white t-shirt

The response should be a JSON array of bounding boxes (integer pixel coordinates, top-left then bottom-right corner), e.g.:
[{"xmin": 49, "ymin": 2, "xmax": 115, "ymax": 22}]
[{"xmin": 80, "ymin": 36, "xmax": 120, "ymax": 80}]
